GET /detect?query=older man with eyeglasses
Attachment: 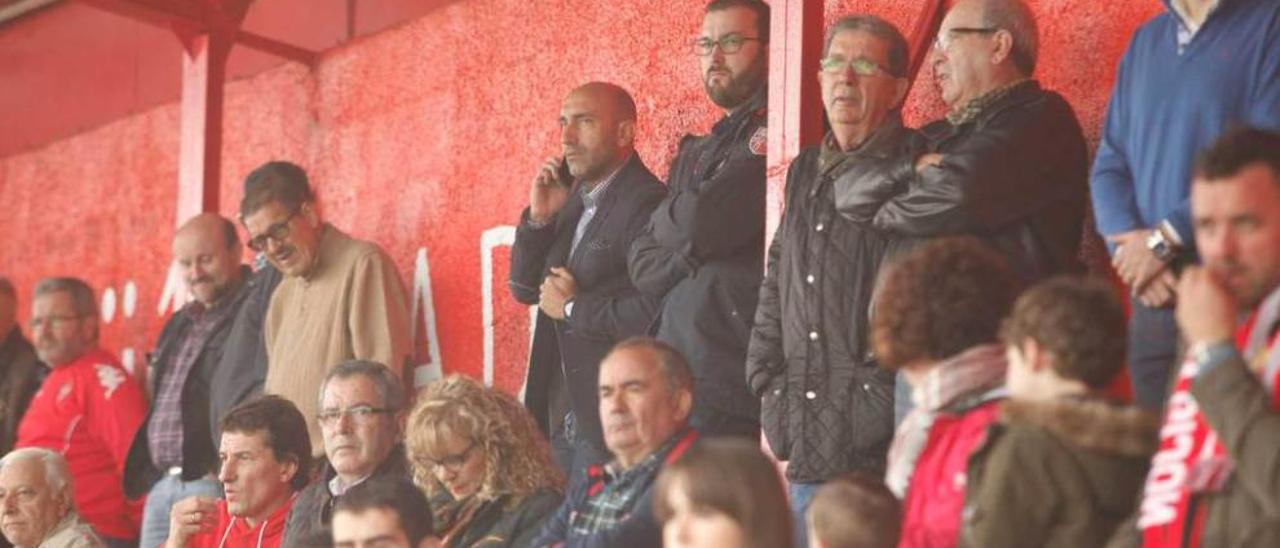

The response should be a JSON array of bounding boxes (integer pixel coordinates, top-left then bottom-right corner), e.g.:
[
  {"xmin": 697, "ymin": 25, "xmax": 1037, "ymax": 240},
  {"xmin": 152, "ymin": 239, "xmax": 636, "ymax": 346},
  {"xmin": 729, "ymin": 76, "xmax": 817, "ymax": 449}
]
[
  {"xmin": 853, "ymin": 0, "xmax": 1088, "ymax": 285},
  {"xmin": 281, "ymin": 361, "xmax": 410, "ymax": 546},
  {"xmin": 238, "ymin": 161, "xmax": 411, "ymax": 454},
  {"xmin": 16, "ymin": 278, "xmax": 147, "ymax": 547},
  {"xmin": 744, "ymin": 14, "xmax": 923, "ymax": 548}
]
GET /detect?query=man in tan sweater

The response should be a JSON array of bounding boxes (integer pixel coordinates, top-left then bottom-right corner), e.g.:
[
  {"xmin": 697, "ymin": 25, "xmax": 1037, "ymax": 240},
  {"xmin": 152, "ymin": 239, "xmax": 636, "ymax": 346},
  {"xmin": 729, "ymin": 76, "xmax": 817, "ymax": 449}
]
[{"xmin": 239, "ymin": 161, "xmax": 411, "ymax": 451}]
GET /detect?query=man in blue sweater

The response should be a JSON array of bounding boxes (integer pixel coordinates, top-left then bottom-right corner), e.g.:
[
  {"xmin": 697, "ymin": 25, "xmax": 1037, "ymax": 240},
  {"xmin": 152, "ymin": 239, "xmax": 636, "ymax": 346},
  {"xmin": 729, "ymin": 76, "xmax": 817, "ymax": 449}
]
[{"xmin": 1090, "ymin": 0, "xmax": 1280, "ymax": 411}]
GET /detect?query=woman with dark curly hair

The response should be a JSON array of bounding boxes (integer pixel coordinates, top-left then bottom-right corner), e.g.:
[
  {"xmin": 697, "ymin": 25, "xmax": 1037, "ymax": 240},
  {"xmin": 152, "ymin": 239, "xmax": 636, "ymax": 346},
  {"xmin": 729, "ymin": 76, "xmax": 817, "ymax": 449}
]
[
  {"xmin": 871, "ymin": 236, "xmax": 1017, "ymax": 548},
  {"xmin": 406, "ymin": 375, "xmax": 564, "ymax": 547}
]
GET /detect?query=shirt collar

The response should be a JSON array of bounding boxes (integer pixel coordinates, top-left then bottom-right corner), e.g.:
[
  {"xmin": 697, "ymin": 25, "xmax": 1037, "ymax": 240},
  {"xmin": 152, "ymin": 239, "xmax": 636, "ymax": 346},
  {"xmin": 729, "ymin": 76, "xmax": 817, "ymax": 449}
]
[
  {"xmin": 580, "ymin": 155, "xmax": 630, "ymax": 208},
  {"xmin": 1169, "ymin": 0, "xmax": 1222, "ymax": 34}
]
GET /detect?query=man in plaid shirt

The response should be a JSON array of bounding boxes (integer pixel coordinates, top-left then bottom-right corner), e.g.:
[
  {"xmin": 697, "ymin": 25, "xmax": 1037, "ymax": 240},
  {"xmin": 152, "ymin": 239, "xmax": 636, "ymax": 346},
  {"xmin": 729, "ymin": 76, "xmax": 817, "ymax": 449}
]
[
  {"xmin": 122, "ymin": 214, "xmax": 252, "ymax": 548},
  {"xmin": 531, "ymin": 338, "xmax": 698, "ymax": 548}
]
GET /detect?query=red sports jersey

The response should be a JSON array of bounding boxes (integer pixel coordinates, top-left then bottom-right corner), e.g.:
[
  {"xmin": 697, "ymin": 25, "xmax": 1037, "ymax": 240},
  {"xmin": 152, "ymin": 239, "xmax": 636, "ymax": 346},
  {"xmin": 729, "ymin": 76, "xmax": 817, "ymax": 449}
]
[{"xmin": 17, "ymin": 347, "xmax": 146, "ymax": 540}]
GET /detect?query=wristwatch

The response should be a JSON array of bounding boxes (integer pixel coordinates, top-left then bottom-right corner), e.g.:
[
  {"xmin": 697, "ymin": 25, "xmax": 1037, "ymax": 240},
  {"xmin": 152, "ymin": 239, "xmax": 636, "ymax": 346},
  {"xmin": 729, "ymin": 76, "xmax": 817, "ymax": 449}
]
[{"xmin": 1146, "ymin": 227, "xmax": 1178, "ymax": 262}]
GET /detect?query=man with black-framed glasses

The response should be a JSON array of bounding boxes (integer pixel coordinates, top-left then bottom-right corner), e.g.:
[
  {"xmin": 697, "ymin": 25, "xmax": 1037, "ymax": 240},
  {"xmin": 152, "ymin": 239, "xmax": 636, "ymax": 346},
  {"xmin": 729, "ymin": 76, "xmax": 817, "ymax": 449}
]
[
  {"xmin": 629, "ymin": 0, "xmax": 769, "ymax": 444},
  {"xmin": 238, "ymin": 161, "xmax": 411, "ymax": 456},
  {"xmin": 282, "ymin": 360, "xmax": 410, "ymax": 546}
]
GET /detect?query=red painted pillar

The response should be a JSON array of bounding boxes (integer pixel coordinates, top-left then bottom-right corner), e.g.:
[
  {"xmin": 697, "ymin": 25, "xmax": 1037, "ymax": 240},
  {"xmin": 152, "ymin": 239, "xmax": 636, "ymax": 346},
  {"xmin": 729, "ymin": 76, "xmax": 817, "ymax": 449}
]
[
  {"xmin": 175, "ymin": 31, "xmax": 232, "ymax": 223},
  {"xmin": 766, "ymin": 0, "xmax": 825, "ymax": 250}
]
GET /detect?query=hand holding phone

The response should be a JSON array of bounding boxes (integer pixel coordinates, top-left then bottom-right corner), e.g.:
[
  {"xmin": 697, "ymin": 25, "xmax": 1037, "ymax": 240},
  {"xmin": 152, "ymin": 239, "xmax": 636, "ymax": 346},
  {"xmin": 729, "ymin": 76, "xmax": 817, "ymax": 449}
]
[{"xmin": 529, "ymin": 156, "xmax": 572, "ymax": 224}]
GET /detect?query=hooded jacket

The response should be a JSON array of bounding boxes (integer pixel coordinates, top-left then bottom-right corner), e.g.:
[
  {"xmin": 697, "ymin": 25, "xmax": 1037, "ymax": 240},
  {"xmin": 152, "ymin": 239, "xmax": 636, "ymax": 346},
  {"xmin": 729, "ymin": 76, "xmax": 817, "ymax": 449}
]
[{"xmin": 962, "ymin": 397, "xmax": 1159, "ymax": 548}]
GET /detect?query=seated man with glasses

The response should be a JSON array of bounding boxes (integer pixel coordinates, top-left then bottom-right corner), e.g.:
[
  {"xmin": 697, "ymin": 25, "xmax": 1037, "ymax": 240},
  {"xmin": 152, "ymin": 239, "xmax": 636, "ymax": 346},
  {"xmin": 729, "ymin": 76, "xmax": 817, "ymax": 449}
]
[
  {"xmin": 16, "ymin": 277, "xmax": 147, "ymax": 546},
  {"xmin": 238, "ymin": 161, "xmax": 412, "ymax": 455},
  {"xmin": 281, "ymin": 360, "xmax": 411, "ymax": 545}
]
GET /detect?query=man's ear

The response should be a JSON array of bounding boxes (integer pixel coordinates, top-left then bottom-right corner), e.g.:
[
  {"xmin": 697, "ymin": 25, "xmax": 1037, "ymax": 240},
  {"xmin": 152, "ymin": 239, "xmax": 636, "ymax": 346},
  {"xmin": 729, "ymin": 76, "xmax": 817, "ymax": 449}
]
[
  {"xmin": 280, "ymin": 457, "xmax": 300, "ymax": 485},
  {"xmin": 1022, "ymin": 338, "xmax": 1048, "ymax": 373},
  {"xmin": 990, "ymin": 29, "xmax": 1015, "ymax": 67},
  {"xmin": 301, "ymin": 201, "xmax": 321, "ymax": 227},
  {"xmin": 892, "ymin": 77, "xmax": 910, "ymax": 110},
  {"xmin": 616, "ymin": 119, "xmax": 636, "ymax": 149},
  {"xmin": 674, "ymin": 388, "xmax": 694, "ymax": 422}
]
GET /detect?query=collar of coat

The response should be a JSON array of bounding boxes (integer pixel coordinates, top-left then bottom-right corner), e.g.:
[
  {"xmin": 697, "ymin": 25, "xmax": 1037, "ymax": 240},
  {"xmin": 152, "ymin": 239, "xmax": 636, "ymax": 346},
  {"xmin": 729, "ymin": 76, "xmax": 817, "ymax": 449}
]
[
  {"xmin": 946, "ymin": 78, "xmax": 1035, "ymax": 126},
  {"xmin": 1000, "ymin": 397, "xmax": 1160, "ymax": 458},
  {"xmin": 817, "ymin": 113, "xmax": 907, "ymax": 175}
]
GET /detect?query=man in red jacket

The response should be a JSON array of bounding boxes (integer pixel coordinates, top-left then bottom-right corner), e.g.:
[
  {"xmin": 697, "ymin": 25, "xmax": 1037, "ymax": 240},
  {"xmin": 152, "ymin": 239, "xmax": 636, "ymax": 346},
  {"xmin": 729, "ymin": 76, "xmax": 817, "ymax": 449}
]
[
  {"xmin": 164, "ymin": 396, "xmax": 312, "ymax": 548},
  {"xmin": 16, "ymin": 277, "xmax": 146, "ymax": 546}
]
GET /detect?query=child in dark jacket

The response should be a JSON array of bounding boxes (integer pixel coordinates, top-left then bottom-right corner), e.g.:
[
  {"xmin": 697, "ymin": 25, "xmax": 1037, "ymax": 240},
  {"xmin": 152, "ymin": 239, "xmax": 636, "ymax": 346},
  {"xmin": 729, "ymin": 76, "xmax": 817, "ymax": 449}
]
[{"xmin": 961, "ymin": 277, "xmax": 1159, "ymax": 548}]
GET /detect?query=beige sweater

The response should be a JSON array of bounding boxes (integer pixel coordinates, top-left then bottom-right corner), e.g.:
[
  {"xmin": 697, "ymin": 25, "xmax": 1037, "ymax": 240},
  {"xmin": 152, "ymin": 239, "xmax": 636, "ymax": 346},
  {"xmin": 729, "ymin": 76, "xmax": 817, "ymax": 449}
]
[{"xmin": 264, "ymin": 224, "xmax": 411, "ymax": 450}]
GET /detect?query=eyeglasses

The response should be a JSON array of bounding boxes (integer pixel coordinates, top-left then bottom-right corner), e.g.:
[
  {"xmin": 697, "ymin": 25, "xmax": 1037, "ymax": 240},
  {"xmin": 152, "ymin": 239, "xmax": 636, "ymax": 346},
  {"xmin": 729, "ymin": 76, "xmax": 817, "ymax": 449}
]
[
  {"xmin": 420, "ymin": 443, "xmax": 477, "ymax": 472},
  {"xmin": 692, "ymin": 34, "xmax": 761, "ymax": 56},
  {"xmin": 819, "ymin": 56, "xmax": 896, "ymax": 78},
  {"xmin": 933, "ymin": 27, "xmax": 1000, "ymax": 51},
  {"xmin": 245, "ymin": 208, "xmax": 301, "ymax": 252},
  {"xmin": 29, "ymin": 314, "xmax": 85, "ymax": 331},
  {"xmin": 316, "ymin": 405, "xmax": 396, "ymax": 428}
]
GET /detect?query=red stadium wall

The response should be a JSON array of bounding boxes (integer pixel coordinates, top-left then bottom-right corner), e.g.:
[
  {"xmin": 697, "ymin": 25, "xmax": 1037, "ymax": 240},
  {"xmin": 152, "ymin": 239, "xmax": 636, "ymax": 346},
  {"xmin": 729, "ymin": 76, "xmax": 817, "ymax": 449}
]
[{"xmin": 0, "ymin": 0, "xmax": 1165, "ymax": 396}]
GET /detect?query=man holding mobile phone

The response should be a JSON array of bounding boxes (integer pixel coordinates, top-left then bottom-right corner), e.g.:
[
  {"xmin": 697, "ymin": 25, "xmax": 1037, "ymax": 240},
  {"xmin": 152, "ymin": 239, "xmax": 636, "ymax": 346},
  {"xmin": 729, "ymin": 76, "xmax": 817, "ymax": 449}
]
[{"xmin": 509, "ymin": 82, "xmax": 667, "ymax": 476}]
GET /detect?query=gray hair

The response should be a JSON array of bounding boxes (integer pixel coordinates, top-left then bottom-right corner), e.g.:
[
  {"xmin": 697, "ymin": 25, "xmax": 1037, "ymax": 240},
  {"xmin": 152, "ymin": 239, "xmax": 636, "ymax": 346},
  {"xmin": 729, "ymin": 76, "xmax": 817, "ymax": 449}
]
[
  {"xmin": 0, "ymin": 448, "xmax": 75, "ymax": 503},
  {"xmin": 608, "ymin": 337, "xmax": 695, "ymax": 398},
  {"xmin": 980, "ymin": 0, "xmax": 1039, "ymax": 75},
  {"xmin": 318, "ymin": 360, "xmax": 407, "ymax": 411},
  {"xmin": 824, "ymin": 15, "xmax": 910, "ymax": 78},
  {"xmin": 33, "ymin": 277, "xmax": 97, "ymax": 318}
]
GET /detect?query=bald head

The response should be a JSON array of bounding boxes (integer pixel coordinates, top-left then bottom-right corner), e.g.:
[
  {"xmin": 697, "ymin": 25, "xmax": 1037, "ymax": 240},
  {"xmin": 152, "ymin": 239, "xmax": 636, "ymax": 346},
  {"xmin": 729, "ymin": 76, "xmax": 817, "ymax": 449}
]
[
  {"xmin": 173, "ymin": 213, "xmax": 244, "ymax": 307},
  {"xmin": 560, "ymin": 82, "xmax": 637, "ymax": 183}
]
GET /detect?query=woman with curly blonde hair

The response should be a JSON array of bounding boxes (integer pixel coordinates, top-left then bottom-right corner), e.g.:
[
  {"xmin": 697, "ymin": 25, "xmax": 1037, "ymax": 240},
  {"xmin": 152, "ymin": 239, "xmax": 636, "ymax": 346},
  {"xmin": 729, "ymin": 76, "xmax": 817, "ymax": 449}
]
[{"xmin": 407, "ymin": 374, "xmax": 563, "ymax": 547}]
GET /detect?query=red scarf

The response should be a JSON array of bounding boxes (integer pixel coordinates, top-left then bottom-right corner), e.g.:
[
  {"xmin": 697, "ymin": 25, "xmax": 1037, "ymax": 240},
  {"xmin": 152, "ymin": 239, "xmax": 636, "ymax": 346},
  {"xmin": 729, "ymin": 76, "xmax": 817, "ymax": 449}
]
[{"xmin": 1138, "ymin": 309, "xmax": 1280, "ymax": 547}]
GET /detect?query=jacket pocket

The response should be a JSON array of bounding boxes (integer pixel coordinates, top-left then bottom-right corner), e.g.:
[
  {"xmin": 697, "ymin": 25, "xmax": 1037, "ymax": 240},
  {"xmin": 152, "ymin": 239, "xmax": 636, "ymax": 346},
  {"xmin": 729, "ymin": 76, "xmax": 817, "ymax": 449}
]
[
  {"xmin": 847, "ymin": 365, "xmax": 895, "ymax": 454},
  {"xmin": 760, "ymin": 378, "xmax": 791, "ymax": 460}
]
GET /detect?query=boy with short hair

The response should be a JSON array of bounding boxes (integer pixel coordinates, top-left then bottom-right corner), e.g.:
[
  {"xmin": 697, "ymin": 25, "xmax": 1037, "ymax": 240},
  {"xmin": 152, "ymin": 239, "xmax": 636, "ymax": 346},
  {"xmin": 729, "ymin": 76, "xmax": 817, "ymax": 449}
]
[
  {"xmin": 961, "ymin": 276, "xmax": 1158, "ymax": 547},
  {"xmin": 807, "ymin": 473, "xmax": 900, "ymax": 548}
]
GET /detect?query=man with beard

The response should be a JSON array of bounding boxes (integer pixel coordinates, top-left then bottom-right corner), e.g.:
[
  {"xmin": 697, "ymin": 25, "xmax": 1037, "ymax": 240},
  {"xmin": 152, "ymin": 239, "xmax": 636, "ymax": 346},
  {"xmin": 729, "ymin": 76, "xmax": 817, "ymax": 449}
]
[
  {"xmin": 239, "ymin": 161, "xmax": 411, "ymax": 453},
  {"xmin": 1114, "ymin": 128, "xmax": 1280, "ymax": 547},
  {"xmin": 17, "ymin": 278, "xmax": 147, "ymax": 546},
  {"xmin": 629, "ymin": 0, "xmax": 769, "ymax": 440},
  {"xmin": 123, "ymin": 214, "xmax": 252, "ymax": 548},
  {"xmin": 510, "ymin": 82, "xmax": 666, "ymax": 473},
  {"xmin": 745, "ymin": 15, "xmax": 922, "ymax": 546}
]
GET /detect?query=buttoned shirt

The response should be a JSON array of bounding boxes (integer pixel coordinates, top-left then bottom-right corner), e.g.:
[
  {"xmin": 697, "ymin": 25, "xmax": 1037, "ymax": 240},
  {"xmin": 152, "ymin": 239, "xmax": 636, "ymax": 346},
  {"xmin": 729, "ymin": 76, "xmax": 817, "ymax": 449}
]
[{"xmin": 148, "ymin": 298, "xmax": 238, "ymax": 469}]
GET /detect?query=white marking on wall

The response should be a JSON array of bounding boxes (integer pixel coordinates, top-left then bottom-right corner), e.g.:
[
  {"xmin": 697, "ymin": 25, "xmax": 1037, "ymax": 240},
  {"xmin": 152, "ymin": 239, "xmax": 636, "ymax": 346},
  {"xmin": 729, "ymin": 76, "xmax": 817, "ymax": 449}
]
[
  {"xmin": 101, "ymin": 288, "xmax": 117, "ymax": 323},
  {"xmin": 122, "ymin": 281, "xmax": 138, "ymax": 318},
  {"xmin": 481, "ymin": 225, "xmax": 518, "ymax": 388},
  {"xmin": 156, "ymin": 262, "xmax": 187, "ymax": 315},
  {"xmin": 411, "ymin": 247, "xmax": 443, "ymax": 387}
]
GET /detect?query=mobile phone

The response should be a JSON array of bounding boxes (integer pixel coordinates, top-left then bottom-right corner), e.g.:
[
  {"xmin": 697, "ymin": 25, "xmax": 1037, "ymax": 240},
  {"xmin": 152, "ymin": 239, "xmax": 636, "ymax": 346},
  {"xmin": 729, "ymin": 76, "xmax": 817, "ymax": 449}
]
[{"xmin": 556, "ymin": 157, "xmax": 575, "ymax": 188}]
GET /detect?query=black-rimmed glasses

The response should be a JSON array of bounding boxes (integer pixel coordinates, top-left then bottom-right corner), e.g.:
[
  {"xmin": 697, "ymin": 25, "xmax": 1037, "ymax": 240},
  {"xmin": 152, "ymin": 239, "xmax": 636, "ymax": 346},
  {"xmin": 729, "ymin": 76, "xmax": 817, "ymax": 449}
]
[
  {"xmin": 934, "ymin": 27, "xmax": 999, "ymax": 51},
  {"xmin": 693, "ymin": 34, "xmax": 761, "ymax": 56},
  {"xmin": 245, "ymin": 208, "xmax": 302, "ymax": 252}
]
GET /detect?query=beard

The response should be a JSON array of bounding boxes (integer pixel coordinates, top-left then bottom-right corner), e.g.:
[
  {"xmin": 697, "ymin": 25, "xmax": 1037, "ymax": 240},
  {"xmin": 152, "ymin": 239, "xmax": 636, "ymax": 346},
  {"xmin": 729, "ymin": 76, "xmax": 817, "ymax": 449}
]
[{"xmin": 703, "ymin": 55, "xmax": 767, "ymax": 111}]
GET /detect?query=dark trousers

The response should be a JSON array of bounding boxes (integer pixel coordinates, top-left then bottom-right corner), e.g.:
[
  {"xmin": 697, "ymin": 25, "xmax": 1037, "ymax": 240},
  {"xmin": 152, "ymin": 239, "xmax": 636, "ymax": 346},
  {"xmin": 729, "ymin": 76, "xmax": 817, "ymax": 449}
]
[{"xmin": 1128, "ymin": 301, "xmax": 1181, "ymax": 411}]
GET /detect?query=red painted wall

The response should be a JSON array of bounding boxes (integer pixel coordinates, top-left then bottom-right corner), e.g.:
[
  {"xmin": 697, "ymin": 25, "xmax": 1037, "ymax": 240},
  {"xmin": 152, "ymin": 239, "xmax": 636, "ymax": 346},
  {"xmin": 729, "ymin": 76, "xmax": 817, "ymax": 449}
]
[{"xmin": 0, "ymin": 0, "xmax": 1166, "ymax": 396}]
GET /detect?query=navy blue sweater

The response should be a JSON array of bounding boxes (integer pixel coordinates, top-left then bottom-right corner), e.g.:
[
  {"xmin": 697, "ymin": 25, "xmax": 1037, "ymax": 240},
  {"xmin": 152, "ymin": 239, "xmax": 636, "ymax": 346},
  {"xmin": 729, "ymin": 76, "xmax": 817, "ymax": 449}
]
[{"xmin": 1090, "ymin": 0, "xmax": 1280, "ymax": 252}]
